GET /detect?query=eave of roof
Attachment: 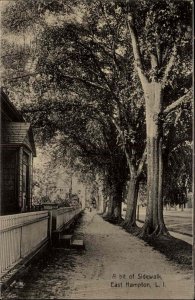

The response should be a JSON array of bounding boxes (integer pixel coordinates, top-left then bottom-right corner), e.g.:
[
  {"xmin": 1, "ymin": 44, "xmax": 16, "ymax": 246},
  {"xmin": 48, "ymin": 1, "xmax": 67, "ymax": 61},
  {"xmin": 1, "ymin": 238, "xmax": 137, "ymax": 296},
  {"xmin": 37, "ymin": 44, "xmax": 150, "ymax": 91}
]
[
  {"xmin": 0, "ymin": 88, "xmax": 25, "ymax": 122},
  {"xmin": 1, "ymin": 122, "xmax": 36, "ymax": 157}
]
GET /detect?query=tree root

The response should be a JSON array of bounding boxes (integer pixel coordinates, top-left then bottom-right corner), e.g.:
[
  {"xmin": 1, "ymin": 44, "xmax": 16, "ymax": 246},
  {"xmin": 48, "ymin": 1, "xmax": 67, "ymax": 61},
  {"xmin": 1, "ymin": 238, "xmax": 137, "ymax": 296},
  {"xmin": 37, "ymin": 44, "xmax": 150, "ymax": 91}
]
[
  {"xmin": 122, "ymin": 221, "xmax": 140, "ymax": 234},
  {"xmin": 156, "ymin": 224, "xmax": 170, "ymax": 237},
  {"xmin": 122, "ymin": 221, "xmax": 137, "ymax": 229},
  {"xmin": 137, "ymin": 223, "xmax": 170, "ymax": 239},
  {"xmin": 110, "ymin": 216, "xmax": 124, "ymax": 224},
  {"xmin": 137, "ymin": 225, "xmax": 150, "ymax": 239},
  {"xmin": 103, "ymin": 214, "xmax": 124, "ymax": 224},
  {"xmin": 120, "ymin": 220, "xmax": 126, "ymax": 227}
]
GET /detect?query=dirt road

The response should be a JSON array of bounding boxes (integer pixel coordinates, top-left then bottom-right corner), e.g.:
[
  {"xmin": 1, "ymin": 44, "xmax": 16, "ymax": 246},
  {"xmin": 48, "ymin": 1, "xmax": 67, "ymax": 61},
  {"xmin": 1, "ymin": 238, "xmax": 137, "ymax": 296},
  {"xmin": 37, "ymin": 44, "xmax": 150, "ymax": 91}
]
[{"xmin": 3, "ymin": 211, "xmax": 193, "ymax": 299}]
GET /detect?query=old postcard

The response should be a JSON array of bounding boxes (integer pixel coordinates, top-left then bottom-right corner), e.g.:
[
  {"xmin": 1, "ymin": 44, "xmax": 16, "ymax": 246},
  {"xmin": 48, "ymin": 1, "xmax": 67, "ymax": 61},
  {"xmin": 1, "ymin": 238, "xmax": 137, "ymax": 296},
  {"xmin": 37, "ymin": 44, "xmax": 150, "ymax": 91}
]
[{"xmin": 0, "ymin": 0, "xmax": 194, "ymax": 299}]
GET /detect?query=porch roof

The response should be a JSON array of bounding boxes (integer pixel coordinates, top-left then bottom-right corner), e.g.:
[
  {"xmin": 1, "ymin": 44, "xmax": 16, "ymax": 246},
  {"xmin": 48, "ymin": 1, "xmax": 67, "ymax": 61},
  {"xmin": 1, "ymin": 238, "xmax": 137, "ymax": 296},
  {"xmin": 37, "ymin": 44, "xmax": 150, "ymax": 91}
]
[{"xmin": 1, "ymin": 122, "xmax": 36, "ymax": 156}]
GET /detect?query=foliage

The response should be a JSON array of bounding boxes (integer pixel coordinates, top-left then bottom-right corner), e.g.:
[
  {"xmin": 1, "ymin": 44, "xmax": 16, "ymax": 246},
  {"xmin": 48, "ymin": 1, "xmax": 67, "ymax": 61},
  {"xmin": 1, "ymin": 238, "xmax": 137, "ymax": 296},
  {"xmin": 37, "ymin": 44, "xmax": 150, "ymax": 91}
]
[
  {"xmin": 163, "ymin": 100, "xmax": 192, "ymax": 205},
  {"xmin": 32, "ymin": 143, "xmax": 74, "ymax": 203},
  {"xmin": 127, "ymin": 0, "xmax": 192, "ymax": 89},
  {"xmin": 39, "ymin": 195, "xmax": 51, "ymax": 204},
  {"xmin": 1, "ymin": 0, "xmax": 192, "ymax": 230},
  {"xmin": 163, "ymin": 142, "xmax": 192, "ymax": 205}
]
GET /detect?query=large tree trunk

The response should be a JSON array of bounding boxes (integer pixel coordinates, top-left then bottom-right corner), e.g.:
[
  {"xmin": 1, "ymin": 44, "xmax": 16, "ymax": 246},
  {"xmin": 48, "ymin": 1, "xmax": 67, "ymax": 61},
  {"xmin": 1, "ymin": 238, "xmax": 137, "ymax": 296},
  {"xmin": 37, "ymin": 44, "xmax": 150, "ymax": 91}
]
[
  {"xmin": 111, "ymin": 183, "xmax": 124, "ymax": 223},
  {"xmin": 140, "ymin": 82, "xmax": 168, "ymax": 237},
  {"xmin": 126, "ymin": 16, "xmax": 184, "ymax": 238},
  {"xmin": 101, "ymin": 196, "xmax": 107, "ymax": 215},
  {"xmin": 122, "ymin": 175, "xmax": 139, "ymax": 232},
  {"xmin": 113, "ymin": 200, "xmax": 122, "ymax": 219},
  {"xmin": 96, "ymin": 192, "xmax": 100, "ymax": 211},
  {"xmin": 103, "ymin": 194, "xmax": 115, "ymax": 218},
  {"xmin": 103, "ymin": 184, "xmax": 123, "ymax": 224},
  {"xmin": 158, "ymin": 137, "xmax": 170, "ymax": 235}
]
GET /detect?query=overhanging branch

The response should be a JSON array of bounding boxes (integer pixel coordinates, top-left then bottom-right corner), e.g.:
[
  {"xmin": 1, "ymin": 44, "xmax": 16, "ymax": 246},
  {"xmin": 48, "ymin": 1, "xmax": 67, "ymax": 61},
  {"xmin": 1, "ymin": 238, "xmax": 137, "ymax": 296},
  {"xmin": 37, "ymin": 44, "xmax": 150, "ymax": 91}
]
[
  {"xmin": 126, "ymin": 14, "xmax": 149, "ymax": 87},
  {"xmin": 62, "ymin": 74, "xmax": 110, "ymax": 92},
  {"xmin": 3, "ymin": 72, "xmax": 38, "ymax": 82},
  {"xmin": 162, "ymin": 44, "xmax": 177, "ymax": 86},
  {"xmin": 163, "ymin": 90, "xmax": 192, "ymax": 116}
]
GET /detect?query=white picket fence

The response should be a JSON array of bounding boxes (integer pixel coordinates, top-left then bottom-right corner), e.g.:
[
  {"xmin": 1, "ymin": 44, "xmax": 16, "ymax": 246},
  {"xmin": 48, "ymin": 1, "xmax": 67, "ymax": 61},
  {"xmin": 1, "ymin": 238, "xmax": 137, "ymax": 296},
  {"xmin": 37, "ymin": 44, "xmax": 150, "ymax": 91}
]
[
  {"xmin": 52, "ymin": 207, "xmax": 82, "ymax": 231},
  {"xmin": 0, "ymin": 211, "xmax": 49, "ymax": 279}
]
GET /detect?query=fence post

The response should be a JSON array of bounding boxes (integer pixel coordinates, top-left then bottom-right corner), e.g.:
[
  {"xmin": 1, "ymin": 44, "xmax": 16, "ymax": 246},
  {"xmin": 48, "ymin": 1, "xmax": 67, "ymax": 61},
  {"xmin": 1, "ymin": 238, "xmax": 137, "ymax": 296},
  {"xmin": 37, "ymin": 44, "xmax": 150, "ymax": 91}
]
[
  {"xmin": 20, "ymin": 226, "xmax": 23, "ymax": 258},
  {"xmin": 48, "ymin": 210, "xmax": 53, "ymax": 245},
  {"xmin": 0, "ymin": 211, "xmax": 49, "ymax": 279}
]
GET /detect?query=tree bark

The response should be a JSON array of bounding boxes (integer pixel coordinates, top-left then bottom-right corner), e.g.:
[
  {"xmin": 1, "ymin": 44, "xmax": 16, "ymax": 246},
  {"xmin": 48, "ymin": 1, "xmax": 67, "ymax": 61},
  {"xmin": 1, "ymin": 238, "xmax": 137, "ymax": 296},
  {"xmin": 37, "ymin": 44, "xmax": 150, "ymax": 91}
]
[
  {"xmin": 102, "ymin": 196, "xmax": 107, "ymax": 215},
  {"xmin": 122, "ymin": 175, "xmax": 139, "ymax": 232},
  {"xmin": 158, "ymin": 137, "xmax": 170, "ymax": 235},
  {"xmin": 104, "ymin": 194, "xmax": 115, "ymax": 217},
  {"xmin": 127, "ymin": 15, "xmax": 190, "ymax": 238},
  {"xmin": 139, "ymin": 82, "xmax": 169, "ymax": 237},
  {"xmin": 103, "ymin": 184, "xmax": 123, "ymax": 224},
  {"xmin": 121, "ymin": 146, "xmax": 146, "ymax": 232},
  {"xmin": 112, "ymin": 184, "xmax": 123, "ymax": 223},
  {"xmin": 113, "ymin": 200, "xmax": 122, "ymax": 219}
]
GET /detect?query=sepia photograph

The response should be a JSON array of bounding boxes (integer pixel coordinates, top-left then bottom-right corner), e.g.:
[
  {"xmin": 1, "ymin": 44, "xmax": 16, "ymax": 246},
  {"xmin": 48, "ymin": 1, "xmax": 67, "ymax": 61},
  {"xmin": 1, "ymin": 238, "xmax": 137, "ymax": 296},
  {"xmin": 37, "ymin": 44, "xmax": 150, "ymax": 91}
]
[{"xmin": 0, "ymin": 0, "xmax": 193, "ymax": 299}]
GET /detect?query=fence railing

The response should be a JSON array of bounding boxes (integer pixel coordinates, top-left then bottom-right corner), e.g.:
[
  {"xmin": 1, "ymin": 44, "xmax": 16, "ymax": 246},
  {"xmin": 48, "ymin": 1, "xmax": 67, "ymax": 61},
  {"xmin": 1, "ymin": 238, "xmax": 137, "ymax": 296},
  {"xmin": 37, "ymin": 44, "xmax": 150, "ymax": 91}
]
[
  {"xmin": 51, "ymin": 207, "xmax": 82, "ymax": 231},
  {"xmin": 0, "ymin": 211, "xmax": 49, "ymax": 279}
]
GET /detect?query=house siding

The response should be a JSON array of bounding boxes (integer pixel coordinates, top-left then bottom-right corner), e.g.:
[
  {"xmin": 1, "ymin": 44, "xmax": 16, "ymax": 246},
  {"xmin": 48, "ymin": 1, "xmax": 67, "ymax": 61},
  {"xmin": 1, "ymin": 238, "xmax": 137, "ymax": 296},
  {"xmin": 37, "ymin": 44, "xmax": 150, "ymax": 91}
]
[{"xmin": 1, "ymin": 149, "xmax": 19, "ymax": 214}]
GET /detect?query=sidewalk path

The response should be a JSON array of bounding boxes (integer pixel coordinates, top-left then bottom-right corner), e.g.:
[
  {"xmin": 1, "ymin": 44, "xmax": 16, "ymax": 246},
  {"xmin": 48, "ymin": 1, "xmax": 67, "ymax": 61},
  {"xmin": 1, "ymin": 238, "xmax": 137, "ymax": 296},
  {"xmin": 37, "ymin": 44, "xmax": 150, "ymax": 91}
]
[
  {"xmin": 169, "ymin": 231, "xmax": 193, "ymax": 244},
  {"xmin": 3, "ymin": 211, "xmax": 193, "ymax": 299}
]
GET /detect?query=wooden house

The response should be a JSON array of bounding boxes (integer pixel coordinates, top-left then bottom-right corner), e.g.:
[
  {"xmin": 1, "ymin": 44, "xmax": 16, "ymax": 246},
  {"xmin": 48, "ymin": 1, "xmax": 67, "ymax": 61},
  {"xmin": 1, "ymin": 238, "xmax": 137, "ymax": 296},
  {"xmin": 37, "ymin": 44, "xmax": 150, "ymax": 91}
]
[{"xmin": 0, "ymin": 89, "xmax": 36, "ymax": 215}]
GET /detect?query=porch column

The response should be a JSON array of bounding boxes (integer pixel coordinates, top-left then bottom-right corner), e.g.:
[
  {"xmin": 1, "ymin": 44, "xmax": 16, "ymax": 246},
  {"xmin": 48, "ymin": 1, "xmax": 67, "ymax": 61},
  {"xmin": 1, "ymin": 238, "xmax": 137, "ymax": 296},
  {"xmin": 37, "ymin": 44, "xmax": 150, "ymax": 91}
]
[
  {"xmin": 18, "ymin": 147, "xmax": 23, "ymax": 211},
  {"xmin": 28, "ymin": 152, "xmax": 33, "ymax": 210}
]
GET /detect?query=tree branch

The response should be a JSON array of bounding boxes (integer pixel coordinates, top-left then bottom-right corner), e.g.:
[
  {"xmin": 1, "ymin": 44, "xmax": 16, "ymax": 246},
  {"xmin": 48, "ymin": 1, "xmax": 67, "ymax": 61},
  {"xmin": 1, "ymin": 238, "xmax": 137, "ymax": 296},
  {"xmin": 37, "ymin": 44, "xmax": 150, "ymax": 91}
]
[
  {"xmin": 150, "ymin": 53, "xmax": 158, "ymax": 81},
  {"xmin": 169, "ymin": 138, "xmax": 191, "ymax": 154},
  {"xmin": 126, "ymin": 14, "xmax": 149, "ymax": 87},
  {"xmin": 137, "ymin": 147, "xmax": 147, "ymax": 177},
  {"xmin": 4, "ymin": 72, "xmax": 38, "ymax": 82},
  {"xmin": 75, "ymin": 37, "xmax": 121, "ymax": 103},
  {"xmin": 111, "ymin": 116, "xmax": 122, "ymax": 136},
  {"xmin": 151, "ymin": 53, "xmax": 158, "ymax": 70},
  {"xmin": 111, "ymin": 117, "xmax": 135, "ymax": 175},
  {"xmin": 162, "ymin": 44, "xmax": 177, "ymax": 86},
  {"xmin": 62, "ymin": 74, "xmax": 110, "ymax": 91},
  {"xmin": 163, "ymin": 90, "xmax": 192, "ymax": 116},
  {"xmin": 100, "ymin": 2, "xmax": 113, "ymax": 36},
  {"xmin": 156, "ymin": 42, "xmax": 161, "ymax": 66}
]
